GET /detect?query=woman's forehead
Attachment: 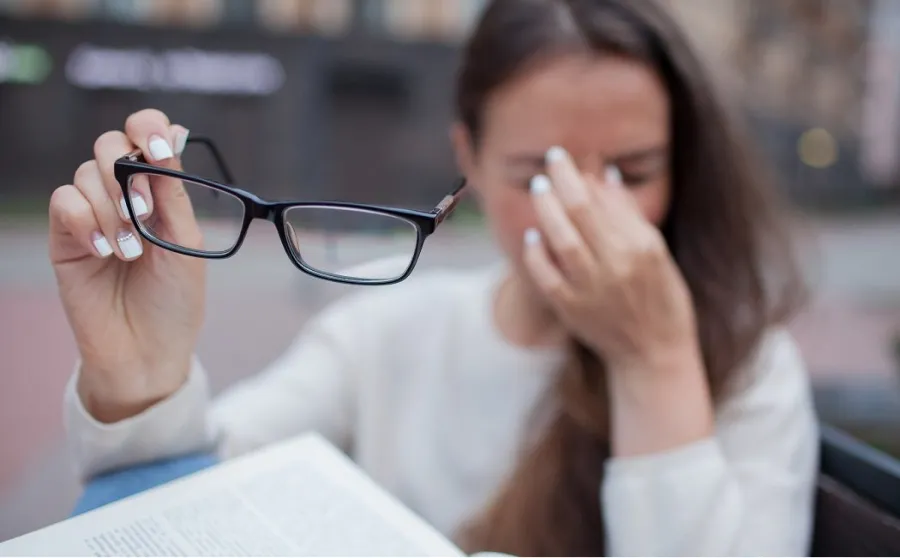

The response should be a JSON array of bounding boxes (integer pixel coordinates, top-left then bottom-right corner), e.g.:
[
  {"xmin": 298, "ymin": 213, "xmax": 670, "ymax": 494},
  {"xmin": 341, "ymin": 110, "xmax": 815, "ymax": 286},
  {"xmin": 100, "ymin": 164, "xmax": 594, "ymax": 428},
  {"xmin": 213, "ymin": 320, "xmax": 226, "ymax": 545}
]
[{"xmin": 480, "ymin": 54, "xmax": 670, "ymax": 157}]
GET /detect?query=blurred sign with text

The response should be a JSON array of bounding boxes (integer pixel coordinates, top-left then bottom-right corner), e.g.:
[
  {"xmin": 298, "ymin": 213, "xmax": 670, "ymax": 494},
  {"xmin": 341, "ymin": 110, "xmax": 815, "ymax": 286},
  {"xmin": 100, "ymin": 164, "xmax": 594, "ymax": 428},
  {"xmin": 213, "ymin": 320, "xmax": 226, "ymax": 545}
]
[{"xmin": 65, "ymin": 44, "xmax": 285, "ymax": 96}]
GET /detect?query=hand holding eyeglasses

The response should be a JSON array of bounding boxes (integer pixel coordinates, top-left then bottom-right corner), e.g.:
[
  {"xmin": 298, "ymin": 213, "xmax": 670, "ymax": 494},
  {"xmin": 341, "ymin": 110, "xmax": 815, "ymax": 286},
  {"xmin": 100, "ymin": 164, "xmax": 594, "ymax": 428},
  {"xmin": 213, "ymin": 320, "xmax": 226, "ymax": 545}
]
[
  {"xmin": 48, "ymin": 108, "xmax": 465, "ymax": 423},
  {"xmin": 48, "ymin": 110, "xmax": 207, "ymax": 422}
]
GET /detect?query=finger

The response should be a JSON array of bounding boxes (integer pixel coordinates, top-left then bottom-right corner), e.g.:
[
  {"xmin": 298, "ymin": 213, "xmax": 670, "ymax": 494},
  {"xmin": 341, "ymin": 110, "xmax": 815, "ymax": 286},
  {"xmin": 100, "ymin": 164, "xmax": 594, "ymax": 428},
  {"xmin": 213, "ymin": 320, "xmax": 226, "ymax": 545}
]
[
  {"xmin": 592, "ymin": 165, "xmax": 644, "ymax": 229},
  {"xmin": 522, "ymin": 227, "xmax": 572, "ymax": 305},
  {"xmin": 143, "ymin": 131, "xmax": 203, "ymax": 250},
  {"xmin": 545, "ymin": 145, "xmax": 592, "ymax": 207},
  {"xmin": 94, "ymin": 130, "xmax": 153, "ymax": 223},
  {"xmin": 169, "ymin": 124, "xmax": 191, "ymax": 162},
  {"xmin": 144, "ymin": 125, "xmax": 190, "ymax": 228},
  {"xmin": 545, "ymin": 145, "xmax": 607, "ymax": 245},
  {"xmin": 596, "ymin": 165, "xmax": 632, "ymax": 211},
  {"xmin": 98, "ymin": 119, "xmax": 197, "ymax": 251},
  {"xmin": 124, "ymin": 108, "xmax": 176, "ymax": 164},
  {"xmin": 116, "ymin": 121, "xmax": 190, "ymax": 224},
  {"xmin": 530, "ymin": 174, "xmax": 594, "ymax": 282},
  {"xmin": 122, "ymin": 172, "xmax": 155, "ymax": 223},
  {"xmin": 605, "ymin": 165, "xmax": 623, "ymax": 190},
  {"xmin": 73, "ymin": 160, "xmax": 143, "ymax": 261},
  {"xmin": 588, "ymin": 167, "xmax": 655, "ymax": 259},
  {"xmin": 49, "ymin": 185, "xmax": 114, "ymax": 260}
]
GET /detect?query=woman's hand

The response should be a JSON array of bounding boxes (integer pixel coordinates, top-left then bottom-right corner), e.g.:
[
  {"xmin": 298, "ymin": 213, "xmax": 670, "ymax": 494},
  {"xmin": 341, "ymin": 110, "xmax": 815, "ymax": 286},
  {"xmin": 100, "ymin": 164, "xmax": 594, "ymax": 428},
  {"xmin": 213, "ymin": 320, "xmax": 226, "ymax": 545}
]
[
  {"xmin": 522, "ymin": 146, "xmax": 698, "ymax": 373},
  {"xmin": 49, "ymin": 109, "xmax": 206, "ymax": 423},
  {"xmin": 524, "ymin": 146, "xmax": 714, "ymax": 457}
]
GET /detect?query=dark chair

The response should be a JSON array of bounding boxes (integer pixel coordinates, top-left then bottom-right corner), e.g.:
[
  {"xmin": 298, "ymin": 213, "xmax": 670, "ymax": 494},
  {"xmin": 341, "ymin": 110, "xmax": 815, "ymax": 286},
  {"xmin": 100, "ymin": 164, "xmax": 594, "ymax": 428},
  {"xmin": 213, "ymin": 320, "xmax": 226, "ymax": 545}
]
[{"xmin": 811, "ymin": 425, "xmax": 900, "ymax": 556}]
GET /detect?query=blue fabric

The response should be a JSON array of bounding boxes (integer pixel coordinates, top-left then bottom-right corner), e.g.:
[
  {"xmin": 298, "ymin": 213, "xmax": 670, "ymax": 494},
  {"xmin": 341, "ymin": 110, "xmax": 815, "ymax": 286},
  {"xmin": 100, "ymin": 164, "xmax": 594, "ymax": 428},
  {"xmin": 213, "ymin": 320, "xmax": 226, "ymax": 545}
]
[{"xmin": 72, "ymin": 454, "xmax": 219, "ymax": 516}]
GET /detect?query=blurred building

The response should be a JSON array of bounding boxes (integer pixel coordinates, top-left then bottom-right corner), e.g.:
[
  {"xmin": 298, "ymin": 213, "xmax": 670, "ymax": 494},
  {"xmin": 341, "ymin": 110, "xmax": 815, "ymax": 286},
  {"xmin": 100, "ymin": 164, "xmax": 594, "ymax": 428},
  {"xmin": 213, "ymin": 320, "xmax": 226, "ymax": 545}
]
[
  {"xmin": 665, "ymin": 0, "xmax": 870, "ymax": 134},
  {"xmin": 665, "ymin": 0, "xmax": 900, "ymax": 200},
  {"xmin": 0, "ymin": 0, "xmax": 488, "ymax": 39},
  {"xmin": 1, "ymin": 0, "xmax": 879, "ymax": 134},
  {"xmin": 2, "ymin": 0, "xmax": 900, "ymax": 205},
  {"xmin": 737, "ymin": 0, "xmax": 870, "ymax": 135}
]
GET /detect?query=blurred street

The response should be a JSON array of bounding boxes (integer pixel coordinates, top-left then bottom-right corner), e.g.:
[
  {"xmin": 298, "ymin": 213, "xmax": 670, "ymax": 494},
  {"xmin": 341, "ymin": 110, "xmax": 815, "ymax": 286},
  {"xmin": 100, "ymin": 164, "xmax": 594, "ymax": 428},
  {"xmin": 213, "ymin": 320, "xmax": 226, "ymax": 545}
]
[
  {"xmin": 3, "ymin": 0, "xmax": 900, "ymax": 547},
  {"xmin": 2, "ymin": 212, "xmax": 899, "ymax": 541}
]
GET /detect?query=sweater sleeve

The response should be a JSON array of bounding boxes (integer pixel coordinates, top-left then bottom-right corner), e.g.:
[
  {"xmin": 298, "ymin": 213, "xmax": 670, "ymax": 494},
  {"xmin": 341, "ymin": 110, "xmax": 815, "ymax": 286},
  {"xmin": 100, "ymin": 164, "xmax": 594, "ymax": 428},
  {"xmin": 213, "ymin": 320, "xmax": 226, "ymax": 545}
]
[
  {"xmin": 64, "ymin": 296, "xmax": 362, "ymax": 481},
  {"xmin": 601, "ymin": 328, "xmax": 819, "ymax": 557}
]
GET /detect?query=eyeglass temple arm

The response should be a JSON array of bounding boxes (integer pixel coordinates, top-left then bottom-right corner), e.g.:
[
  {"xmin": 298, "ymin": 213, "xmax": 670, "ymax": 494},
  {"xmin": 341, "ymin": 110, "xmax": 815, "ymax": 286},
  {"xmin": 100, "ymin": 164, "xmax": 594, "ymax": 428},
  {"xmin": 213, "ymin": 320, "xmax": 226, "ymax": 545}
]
[
  {"xmin": 187, "ymin": 136, "xmax": 236, "ymax": 185},
  {"xmin": 118, "ymin": 136, "xmax": 236, "ymax": 186},
  {"xmin": 433, "ymin": 177, "xmax": 467, "ymax": 226}
]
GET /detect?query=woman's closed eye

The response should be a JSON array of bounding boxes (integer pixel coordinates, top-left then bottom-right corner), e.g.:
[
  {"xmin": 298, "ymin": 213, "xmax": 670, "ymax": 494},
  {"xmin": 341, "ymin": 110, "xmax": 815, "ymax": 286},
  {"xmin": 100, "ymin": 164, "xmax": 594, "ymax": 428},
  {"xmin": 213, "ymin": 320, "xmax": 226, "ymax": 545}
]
[
  {"xmin": 610, "ymin": 146, "xmax": 669, "ymax": 188},
  {"xmin": 511, "ymin": 169, "xmax": 658, "ymax": 191},
  {"xmin": 503, "ymin": 146, "xmax": 668, "ymax": 190},
  {"xmin": 616, "ymin": 168, "xmax": 661, "ymax": 187}
]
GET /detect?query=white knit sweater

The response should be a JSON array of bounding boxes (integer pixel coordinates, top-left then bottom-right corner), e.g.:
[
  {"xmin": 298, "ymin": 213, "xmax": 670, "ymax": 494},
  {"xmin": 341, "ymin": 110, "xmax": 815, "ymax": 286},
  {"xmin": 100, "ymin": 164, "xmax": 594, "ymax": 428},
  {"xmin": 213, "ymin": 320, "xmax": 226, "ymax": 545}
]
[{"xmin": 64, "ymin": 264, "xmax": 819, "ymax": 556}]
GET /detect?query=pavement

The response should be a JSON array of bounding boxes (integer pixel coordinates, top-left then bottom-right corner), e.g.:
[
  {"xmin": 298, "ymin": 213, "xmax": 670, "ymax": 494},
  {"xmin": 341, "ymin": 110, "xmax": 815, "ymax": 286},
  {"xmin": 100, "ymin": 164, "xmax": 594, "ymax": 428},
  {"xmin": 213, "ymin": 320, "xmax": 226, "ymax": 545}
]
[{"xmin": 1, "ymin": 212, "xmax": 899, "ymax": 542}]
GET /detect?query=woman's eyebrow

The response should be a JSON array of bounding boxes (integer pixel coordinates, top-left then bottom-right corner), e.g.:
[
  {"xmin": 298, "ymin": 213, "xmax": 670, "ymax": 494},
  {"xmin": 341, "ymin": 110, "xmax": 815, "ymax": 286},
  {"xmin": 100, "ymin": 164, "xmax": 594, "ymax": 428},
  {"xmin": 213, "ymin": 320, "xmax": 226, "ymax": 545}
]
[
  {"xmin": 611, "ymin": 145, "xmax": 668, "ymax": 165},
  {"xmin": 503, "ymin": 153, "xmax": 547, "ymax": 168},
  {"xmin": 502, "ymin": 145, "xmax": 668, "ymax": 169}
]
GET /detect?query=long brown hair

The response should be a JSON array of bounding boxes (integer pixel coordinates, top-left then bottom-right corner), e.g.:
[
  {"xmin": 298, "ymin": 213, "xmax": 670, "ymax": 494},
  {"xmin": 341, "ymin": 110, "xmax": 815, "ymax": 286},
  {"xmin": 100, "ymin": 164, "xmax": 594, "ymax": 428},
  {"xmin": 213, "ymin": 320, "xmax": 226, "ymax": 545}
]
[{"xmin": 454, "ymin": 0, "xmax": 805, "ymax": 555}]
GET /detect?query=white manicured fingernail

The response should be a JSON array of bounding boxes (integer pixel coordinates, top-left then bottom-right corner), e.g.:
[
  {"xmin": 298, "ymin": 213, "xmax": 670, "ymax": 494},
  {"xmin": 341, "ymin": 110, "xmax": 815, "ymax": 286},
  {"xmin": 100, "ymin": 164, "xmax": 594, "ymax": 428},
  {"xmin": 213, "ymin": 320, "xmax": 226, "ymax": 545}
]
[
  {"xmin": 117, "ymin": 230, "xmax": 143, "ymax": 259},
  {"xmin": 91, "ymin": 232, "xmax": 113, "ymax": 257},
  {"xmin": 175, "ymin": 129, "xmax": 190, "ymax": 155},
  {"xmin": 546, "ymin": 146, "xmax": 567, "ymax": 164},
  {"xmin": 524, "ymin": 227, "xmax": 541, "ymax": 246},
  {"xmin": 530, "ymin": 174, "xmax": 551, "ymax": 195},
  {"xmin": 148, "ymin": 135, "xmax": 174, "ymax": 161},
  {"xmin": 120, "ymin": 194, "xmax": 149, "ymax": 218},
  {"xmin": 606, "ymin": 165, "xmax": 623, "ymax": 187}
]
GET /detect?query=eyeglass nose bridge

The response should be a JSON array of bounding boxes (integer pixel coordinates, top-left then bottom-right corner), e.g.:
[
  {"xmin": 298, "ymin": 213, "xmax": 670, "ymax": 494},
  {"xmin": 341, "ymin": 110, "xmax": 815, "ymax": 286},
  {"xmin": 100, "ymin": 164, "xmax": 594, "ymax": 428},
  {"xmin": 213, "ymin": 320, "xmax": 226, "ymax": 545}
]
[{"xmin": 244, "ymin": 197, "xmax": 280, "ymax": 223}]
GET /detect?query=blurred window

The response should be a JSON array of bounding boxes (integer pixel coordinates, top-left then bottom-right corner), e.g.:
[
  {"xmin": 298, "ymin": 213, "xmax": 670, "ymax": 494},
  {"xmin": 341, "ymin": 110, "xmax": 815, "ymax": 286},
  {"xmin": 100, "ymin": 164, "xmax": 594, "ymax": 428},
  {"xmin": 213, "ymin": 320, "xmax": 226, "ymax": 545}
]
[
  {"xmin": 0, "ymin": 0, "xmax": 486, "ymax": 39},
  {"xmin": 257, "ymin": 0, "xmax": 350, "ymax": 35},
  {"xmin": 97, "ymin": 0, "xmax": 152, "ymax": 24},
  {"xmin": 381, "ymin": 0, "xmax": 486, "ymax": 41},
  {"xmin": 221, "ymin": 0, "xmax": 255, "ymax": 25},
  {"xmin": 311, "ymin": 0, "xmax": 351, "ymax": 36},
  {"xmin": 137, "ymin": 0, "xmax": 223, "ymax": 28},
  {"xmin": 180, "ymin": 0, "xmax": 223, "ymax": 28},
  {"xmin": 2, "ymin": 0, "xmax": 99, "ymax": 18},
  {"xmin": 383, "ymin": 0, "xmax": 426, "ymax": 39},
  {"xmin": 257, "ymin": 0, "xmax": 302, "ymax": 32}
]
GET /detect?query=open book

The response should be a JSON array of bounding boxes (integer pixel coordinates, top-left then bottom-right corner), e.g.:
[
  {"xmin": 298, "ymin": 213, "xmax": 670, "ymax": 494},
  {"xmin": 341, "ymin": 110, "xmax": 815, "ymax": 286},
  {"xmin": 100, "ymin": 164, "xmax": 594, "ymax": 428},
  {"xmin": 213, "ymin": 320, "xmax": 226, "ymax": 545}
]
[{"xmin": 0, "ymin": 433, "xmax": 465, "ymax": 557}]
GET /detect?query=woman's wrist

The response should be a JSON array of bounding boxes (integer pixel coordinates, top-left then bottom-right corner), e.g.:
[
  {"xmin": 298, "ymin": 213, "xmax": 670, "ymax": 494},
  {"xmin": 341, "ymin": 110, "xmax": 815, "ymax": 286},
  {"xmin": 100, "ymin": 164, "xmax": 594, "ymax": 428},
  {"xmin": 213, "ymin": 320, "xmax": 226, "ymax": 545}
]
[
  {"xmin": 606, "ymin": 338, "xmax": 715, "ymax": 458},
  {"xmin": 77, "ymin": 358, "xmax": 191, "ymax": 424},
  {"xmin": 599, "ymin": 326, "xmax": 699, "ymax": 375}
]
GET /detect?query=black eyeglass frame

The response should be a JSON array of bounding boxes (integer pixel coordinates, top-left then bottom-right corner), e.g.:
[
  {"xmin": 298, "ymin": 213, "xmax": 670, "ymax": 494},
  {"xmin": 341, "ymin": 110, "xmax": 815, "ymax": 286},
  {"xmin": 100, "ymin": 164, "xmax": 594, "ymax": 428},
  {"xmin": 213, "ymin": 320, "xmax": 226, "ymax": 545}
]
[{"xmin": 114, "ymin": 136, "xmax": 467, "ymax": 286}]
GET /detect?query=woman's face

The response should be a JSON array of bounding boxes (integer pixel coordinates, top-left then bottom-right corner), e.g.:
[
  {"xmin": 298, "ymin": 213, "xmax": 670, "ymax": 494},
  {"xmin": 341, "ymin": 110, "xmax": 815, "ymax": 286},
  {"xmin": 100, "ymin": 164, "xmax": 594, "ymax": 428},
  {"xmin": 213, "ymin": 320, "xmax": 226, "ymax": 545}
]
[{"xmin": 453, "ymin": 54, "xmax": 672, "ymax": 278}]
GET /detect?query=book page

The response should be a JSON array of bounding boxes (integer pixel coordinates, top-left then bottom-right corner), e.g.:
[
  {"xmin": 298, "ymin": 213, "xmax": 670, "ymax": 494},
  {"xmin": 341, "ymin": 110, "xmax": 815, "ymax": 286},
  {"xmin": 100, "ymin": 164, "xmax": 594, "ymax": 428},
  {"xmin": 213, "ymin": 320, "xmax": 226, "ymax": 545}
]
[{"xmin": 0, "ymin": 433, "xmax": 463, "ymax": 557}]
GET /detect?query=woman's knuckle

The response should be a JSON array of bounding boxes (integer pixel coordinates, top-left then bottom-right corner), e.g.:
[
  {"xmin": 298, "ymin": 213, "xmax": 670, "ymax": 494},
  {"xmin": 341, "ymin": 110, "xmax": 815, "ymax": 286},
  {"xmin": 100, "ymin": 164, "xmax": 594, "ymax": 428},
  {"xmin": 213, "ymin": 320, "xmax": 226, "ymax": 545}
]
[
  {"xmin": 71, "ymin": 203, "xmax": 93, "ymax": 225},
  {"xmin": 126, "ymin": 108, "xmax": 169, "ymax": 131},
  {"xmin": 612, "ymin": 258, "xmax": 635, "ymax": 281},
  {"xmin": 50, "ymin": 188, "xmax": 89, "ymax": 227},
  {"xmin": 639, "ymin": 232, "xmax": 665, "ymax": 261},
  {"xmin": 48, "ymin": 185, "xmax": 70, "ymax": 213},
  {"xmin": 557, "ymin": 240, "xmax": 582, "ymax": 261},
  {"xmin": 73, "ymin": 160, "xmax": 97, "ymax": 185},
  {"xmin": 568, "ymin": 200, "xmax": 591, "ymax": 221},
  {"xmin": 93, "ymin": 130, "xmax": 122, "ymax": 155},
  {"xmin": 545, "ymin": 278, "xmax": 568, "ymax": 299}
]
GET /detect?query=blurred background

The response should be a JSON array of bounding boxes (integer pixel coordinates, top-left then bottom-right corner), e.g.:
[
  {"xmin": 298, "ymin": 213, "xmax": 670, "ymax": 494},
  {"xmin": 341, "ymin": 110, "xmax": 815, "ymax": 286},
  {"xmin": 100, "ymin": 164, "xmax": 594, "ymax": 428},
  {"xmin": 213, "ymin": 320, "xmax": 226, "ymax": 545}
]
[{"xmin": 1, "ymin": 0, "xmax": 899, "ymax": 542}]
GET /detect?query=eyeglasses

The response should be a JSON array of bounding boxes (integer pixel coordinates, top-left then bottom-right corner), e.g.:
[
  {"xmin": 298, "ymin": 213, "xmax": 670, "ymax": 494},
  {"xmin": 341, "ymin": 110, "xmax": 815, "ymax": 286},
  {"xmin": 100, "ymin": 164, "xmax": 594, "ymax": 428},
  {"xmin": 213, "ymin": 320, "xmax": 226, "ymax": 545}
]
[{"xmin": 114, "ymin": 136, "xmax": 467, "ymax": 285}]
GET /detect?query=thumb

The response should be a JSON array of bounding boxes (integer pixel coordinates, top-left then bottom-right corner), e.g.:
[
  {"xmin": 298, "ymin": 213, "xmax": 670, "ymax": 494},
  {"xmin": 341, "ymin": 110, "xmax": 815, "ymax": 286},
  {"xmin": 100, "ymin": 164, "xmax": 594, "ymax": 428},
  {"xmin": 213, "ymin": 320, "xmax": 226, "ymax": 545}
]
[{"xmin": 171, "ymin": 125, "xmax": 190, "ymax": 165}]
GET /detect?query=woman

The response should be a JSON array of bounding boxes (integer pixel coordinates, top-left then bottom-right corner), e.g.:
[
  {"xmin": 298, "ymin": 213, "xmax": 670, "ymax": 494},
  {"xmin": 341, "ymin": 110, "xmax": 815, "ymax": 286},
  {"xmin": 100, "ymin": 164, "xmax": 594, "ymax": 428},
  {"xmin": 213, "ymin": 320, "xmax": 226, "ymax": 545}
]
[{"xmin": 49, "ymin": 0, "xmax": 818, "ymax": 555}]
